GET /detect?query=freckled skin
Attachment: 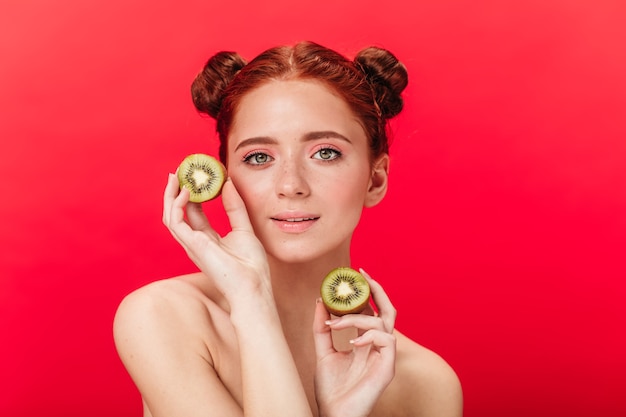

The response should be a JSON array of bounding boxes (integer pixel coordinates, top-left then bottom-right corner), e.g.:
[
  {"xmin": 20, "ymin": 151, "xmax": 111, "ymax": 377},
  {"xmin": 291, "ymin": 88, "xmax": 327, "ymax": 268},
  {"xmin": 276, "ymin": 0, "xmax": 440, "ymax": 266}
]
[
  {"xmin": 114, "ymin": 78, "xmax": 463, "ymax": 417},
  {"xmin": 227, "ymin": 80, "xmax": 374, "ymax": 266}
]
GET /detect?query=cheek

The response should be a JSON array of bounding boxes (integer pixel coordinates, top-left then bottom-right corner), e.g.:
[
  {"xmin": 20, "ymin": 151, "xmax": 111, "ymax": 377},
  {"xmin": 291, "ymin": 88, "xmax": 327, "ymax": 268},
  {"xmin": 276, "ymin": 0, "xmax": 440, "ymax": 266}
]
[
  {"xmin": 337, "ymin": 162, "xmax": 371, "ymax": 196},
  {"xmin": 326, "ymin": 174, "xmax": 369, "ymax": 210},
  {"xmin": 236, "ymin": 181, "xmax": 265, "ymax": 213},
  {"xmin": 228, "ymin": 171, "xmax": 264, "ymax": 211}
]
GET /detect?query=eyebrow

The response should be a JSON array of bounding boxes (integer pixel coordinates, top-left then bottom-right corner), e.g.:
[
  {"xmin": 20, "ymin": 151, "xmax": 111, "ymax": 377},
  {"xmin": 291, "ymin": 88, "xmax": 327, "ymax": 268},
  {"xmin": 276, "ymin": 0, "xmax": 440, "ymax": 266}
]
[
  {"xmin": 304, "ymin": 130, "xmax": 352, "ymax": 143},
  {"xmin": 234, "ymin": 136, "xmax": 277, "ymax": 152},
  {"xmin": 234, "ymin": 131, "xmax": 352, "ymax": 152}
]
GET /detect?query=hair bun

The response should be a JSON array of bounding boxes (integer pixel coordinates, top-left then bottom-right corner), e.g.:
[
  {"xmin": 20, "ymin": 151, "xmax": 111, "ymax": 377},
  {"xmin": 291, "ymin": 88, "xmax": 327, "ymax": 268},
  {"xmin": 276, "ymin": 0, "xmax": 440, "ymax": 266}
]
[
  {"xmin": 354, "ymin": 47, "xmax": 408, "ymax": 119},
  {"xmin": 191, "ymin": 51, "xmax": 247, "ymax": 119}
]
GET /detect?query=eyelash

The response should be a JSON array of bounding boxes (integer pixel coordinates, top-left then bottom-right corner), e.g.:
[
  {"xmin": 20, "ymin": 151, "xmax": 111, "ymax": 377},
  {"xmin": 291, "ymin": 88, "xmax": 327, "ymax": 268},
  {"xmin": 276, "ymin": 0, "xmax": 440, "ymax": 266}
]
[
  {"xmin": 242, "ymin": 151, "xmax": 273, "ymax": 165},
  {"xmin": 312, "ymin": 146, "xmax": 342, "ymax": 161},
  {"xmin": 241, "ymin": 146, "xmax": 343, "ymax": 166}
]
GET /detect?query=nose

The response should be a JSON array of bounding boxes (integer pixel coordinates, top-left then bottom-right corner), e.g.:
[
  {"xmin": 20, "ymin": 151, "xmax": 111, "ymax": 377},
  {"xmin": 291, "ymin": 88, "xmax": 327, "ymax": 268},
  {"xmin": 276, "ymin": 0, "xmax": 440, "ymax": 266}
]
[{"xmin": 275, "ymin": 159, "xmax": 311, "ymax": 198}]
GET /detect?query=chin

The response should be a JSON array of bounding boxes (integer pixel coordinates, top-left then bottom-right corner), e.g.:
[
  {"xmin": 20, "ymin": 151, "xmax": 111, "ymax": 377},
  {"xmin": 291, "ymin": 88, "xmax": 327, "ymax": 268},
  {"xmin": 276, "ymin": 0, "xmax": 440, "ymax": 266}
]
[
  {"xmin": 264, "ymin": 239, "xmax": 351, "ymax": 266},
  {"xmin": 267, "ymin": 248, "xmax": 320, "ymax": 265}
]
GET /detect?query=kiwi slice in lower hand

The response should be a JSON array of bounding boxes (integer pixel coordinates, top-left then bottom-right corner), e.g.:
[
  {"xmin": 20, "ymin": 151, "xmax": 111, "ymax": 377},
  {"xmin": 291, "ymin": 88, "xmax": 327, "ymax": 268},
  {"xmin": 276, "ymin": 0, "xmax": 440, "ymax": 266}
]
[
  {"xmin": 177, "ymin": 153, "xmax": 226, "ymax": 203},
  {"xmin": 320, "ymin": 267, "xmax": 371, "ymax": 316}
]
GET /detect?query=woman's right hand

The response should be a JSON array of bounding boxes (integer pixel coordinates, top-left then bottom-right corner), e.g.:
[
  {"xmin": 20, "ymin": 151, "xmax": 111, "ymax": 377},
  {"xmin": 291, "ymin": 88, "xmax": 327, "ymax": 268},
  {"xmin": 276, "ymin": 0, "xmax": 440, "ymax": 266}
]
[
  {"xmin": 162, "ymin": 173, "xmax": 271, "ymax": 304},
  {"xmin": 312, "ymin": 270, "xmax": 398, "ymax": 417}
]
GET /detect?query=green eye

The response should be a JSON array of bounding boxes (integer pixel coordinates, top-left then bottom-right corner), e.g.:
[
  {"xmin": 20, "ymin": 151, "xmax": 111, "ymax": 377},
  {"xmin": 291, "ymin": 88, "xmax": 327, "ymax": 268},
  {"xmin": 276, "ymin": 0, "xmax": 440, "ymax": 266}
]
[
  {"xmin": 313, "ymin": 147, "xmax": 341, "ymax": 161},
  {"xmin": 243, "ymin": 152, "xmax": 273, "ymax": 165},
  {"xmin": 319, "ymin": 149, "xmax": 333, "ymax": 159}
]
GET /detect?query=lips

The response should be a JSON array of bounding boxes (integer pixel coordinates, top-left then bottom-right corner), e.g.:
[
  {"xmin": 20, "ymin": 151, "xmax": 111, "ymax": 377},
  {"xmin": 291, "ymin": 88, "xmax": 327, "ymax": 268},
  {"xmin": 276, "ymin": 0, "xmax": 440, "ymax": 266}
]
[
  {"xmin": 271, "ymin": 213, "xmax": 320, "ymax": 232},
  {"xmin": 271, "ymin": 211, "xmax": 319, "ymax": 221},
  {"xmin": 280, "ymin": 217, "xmax": 318, "ymax": 222}
]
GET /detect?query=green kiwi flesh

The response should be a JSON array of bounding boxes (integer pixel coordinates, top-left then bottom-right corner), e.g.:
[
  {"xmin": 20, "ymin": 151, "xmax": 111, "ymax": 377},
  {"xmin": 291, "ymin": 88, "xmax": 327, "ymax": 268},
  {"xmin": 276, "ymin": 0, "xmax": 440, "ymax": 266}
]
[
  {"xmin": 320, "ymin": 267, "xmax": 370, "ymax": 316},
  {"xmin": 177, "ymin": 153, "xmax": 226, "ymax": 203}
]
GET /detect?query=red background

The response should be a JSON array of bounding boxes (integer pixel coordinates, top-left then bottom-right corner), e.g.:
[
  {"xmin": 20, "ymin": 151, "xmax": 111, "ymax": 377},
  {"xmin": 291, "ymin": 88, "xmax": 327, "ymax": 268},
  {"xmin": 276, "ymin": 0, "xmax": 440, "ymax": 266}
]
[{"xmin": 1, "ymin": 1, "xmax": 625, "ymax": 416}]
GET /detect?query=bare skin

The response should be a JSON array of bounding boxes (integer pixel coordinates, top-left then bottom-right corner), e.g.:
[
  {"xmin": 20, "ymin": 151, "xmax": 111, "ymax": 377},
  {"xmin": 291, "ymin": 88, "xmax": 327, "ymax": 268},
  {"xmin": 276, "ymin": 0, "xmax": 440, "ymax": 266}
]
[
  {"xmin": 115, "ymin": 271, "xmax": 462, "ymax": 417},
  {"xmin": 114, "ymin": 80, "xmax": 463, "ymax": 417}
]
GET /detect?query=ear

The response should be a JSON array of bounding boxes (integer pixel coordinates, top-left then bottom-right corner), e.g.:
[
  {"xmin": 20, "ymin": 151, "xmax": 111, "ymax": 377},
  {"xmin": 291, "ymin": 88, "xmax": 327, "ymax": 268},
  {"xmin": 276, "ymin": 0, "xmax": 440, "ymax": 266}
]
[{"xmin": 364, "ymin": 154, "xmax": 390, "ymax": 208}]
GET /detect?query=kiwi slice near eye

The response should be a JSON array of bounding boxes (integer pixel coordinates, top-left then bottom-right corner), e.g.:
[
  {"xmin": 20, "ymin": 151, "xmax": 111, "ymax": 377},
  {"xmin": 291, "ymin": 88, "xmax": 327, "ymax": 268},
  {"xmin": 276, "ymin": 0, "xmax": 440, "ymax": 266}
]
[
  {"xmin": 177, "ymin": 153, "xmax": 226, "ymax": 203},
  {"xmin": 320, "ymin": 267, "xmax": 371, "ymax": 316}
]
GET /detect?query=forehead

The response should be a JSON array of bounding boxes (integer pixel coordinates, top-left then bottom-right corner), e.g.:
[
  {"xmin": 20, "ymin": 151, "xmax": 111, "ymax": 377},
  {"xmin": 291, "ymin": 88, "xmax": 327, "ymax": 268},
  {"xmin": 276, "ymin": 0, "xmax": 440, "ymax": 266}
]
[{"xmin": 229, "ymin": 79, "xmax": 364, "ymax": 141}]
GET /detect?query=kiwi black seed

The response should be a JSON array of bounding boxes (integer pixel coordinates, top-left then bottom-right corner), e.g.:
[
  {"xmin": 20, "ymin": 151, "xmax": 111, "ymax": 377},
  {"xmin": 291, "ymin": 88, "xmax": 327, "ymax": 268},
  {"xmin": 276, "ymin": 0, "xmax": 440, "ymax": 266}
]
[
  {"xmin": 320, "ymin": 267, "xmax": 370, "ymax": 316},
  {"xmin": 177, "ymin": 153, "xmax": 226, "ymax": 203}
]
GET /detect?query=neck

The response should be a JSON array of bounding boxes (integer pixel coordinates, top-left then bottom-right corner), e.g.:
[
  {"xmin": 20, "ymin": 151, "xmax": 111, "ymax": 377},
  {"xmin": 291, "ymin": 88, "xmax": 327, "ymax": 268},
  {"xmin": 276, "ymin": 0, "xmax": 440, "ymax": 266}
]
[
  {"xmin": 267, "ymin": 251, "xmax": 358, "ymax": 358},
  {"xmin": 268, "ymin": 252, "xmax": 351, "ymax": 327}
]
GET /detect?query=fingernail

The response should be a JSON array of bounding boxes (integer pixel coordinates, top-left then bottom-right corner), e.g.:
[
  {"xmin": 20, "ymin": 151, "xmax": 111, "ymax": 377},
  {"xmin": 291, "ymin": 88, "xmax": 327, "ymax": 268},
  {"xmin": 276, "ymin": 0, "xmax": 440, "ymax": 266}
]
[
  {"xmin": 325, "ymin": 319, "xmax": 340, "ymax": 326},
  {"xmin": 349, "ymin": 336, "xmax": 362, "ymax": 344}
]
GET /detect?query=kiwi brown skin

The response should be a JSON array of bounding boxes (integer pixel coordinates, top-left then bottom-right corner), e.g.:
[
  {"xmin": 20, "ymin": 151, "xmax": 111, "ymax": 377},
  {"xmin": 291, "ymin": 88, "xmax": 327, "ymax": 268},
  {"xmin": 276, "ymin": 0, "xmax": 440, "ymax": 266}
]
[
  {"xmin": 320, "ymin": 267, "xmax": 371, "ymax": 316},
  {"xmin": 177, "ymin": 153, "xmax": 226, "ymax": 203}
]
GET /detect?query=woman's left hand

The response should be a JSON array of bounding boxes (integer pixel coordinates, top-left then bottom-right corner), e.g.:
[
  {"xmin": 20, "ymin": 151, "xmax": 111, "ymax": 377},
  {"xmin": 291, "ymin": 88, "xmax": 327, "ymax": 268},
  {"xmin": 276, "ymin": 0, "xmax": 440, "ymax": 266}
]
[{"xmin": 312, "ymin": 269, "xmax": 397, "ymax": 417}]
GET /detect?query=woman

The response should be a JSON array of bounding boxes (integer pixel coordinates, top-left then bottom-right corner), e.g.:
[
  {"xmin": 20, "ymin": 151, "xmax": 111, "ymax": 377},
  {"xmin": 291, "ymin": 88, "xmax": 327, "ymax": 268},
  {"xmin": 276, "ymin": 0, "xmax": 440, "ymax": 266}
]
[{"xmin": 114, "ymin": 41, "xmax": 462, "ymax": 417}]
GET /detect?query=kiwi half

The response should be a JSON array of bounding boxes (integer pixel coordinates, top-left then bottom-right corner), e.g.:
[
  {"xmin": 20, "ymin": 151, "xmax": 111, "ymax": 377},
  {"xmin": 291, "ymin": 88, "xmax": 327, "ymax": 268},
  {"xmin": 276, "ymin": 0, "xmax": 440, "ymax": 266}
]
[
  {"xmin": 177, "ymin": 153, "xmax": 226, "ymax": 203},
  {"xmin": 320, "ymin": 267, "xmax": 370, "ymax": 316}
]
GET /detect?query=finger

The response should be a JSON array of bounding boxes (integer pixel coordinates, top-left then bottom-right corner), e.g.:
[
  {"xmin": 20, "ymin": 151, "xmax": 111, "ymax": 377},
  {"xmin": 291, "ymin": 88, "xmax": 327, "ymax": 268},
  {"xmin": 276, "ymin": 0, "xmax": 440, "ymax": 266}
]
[
  {"xmin": 168, "ymin": 187, "xmax": 221, "ymax": 262},
  {"xmin": 222, "ymin": 179, "xmax": 254, "ymax": 233},
  {"xmin": 360, "ymin": 268, "xmax": 397, "ymax": 333},
  {"xmin": 171, "ymin": 185, "xmax": 190, "ymax": 224},
  {"xmin": 352, "ymin": 330, "xmax": 397, "ymax": 383},
  {"xmin": 167, "ymin": 186, "xmax": 197, "ymax": 245},
  {"xmin": 350, "ymin": 337, "xmax": 373, "ymax": 364},
  {"xmin": 163, "ymin": 173, "xmax": 181, "ymax": 226},
  {"xmin": 325, "ymin": 314, "xmax": 386, "ymax": 333},
  {"xmin": 351, "ymin": 330, "xmax": 397, "ymax": 361},
  {"xmin": 313, "ymin": 298, "xmax": 336, "ymax": 360},
  {"xmin": 351, "ymin": 303, "xmax": 377, "ymax": 337},
  {"xmin": 162, "ymin": 174, "xmax": 191, "ymax": 249},
  {"xmin": 349, "ymin": 329, "xmax": 395, "ymax": 368},
  {"xmin": 185, "ymin": 201, "xmax": 214, "ymax": 233}
]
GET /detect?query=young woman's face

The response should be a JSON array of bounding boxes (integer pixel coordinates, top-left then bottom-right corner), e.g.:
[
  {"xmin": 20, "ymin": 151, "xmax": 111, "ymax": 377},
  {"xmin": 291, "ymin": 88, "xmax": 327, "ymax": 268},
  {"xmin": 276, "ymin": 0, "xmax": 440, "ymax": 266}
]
[{"xmin": 227, "ymin": 79, "xmax": 386, "ymax": 264}]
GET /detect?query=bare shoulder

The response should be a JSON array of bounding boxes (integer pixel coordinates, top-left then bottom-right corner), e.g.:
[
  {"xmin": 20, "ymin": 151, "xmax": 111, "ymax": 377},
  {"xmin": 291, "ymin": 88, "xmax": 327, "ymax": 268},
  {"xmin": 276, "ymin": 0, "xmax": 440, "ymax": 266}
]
[
  {"xmin": 114, "ymin": 273, "xmax": 212, "ymax": 371},
  {"xmin": 113, "ymin": 273, "xmax": 242, "ymax": 416},
  {"xmin": 378, "ymin": 330, "xmax": 463, "ymax": 417}
]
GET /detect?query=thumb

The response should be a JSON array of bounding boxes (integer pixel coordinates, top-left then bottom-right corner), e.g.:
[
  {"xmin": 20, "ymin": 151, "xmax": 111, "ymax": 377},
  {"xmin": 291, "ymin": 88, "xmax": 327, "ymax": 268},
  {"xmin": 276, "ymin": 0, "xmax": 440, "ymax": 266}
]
[
  {"xmin": 313, "ymin": 298, "xmax": 335, "ymax": 360},
  {"xmin": 221, "ymin": 178, "xmax": 254, "ymax": 233}
]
